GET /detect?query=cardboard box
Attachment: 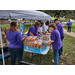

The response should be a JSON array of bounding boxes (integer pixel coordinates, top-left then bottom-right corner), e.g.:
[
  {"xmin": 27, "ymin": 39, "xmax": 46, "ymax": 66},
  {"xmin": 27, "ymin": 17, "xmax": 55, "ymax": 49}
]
[
  {"xmin": 3, "ymin": 27, "xmax": 8, "ymax": 34},
  {"xmin": 0, "ymin": 30, "xmax": 8, "ymax": 44}
]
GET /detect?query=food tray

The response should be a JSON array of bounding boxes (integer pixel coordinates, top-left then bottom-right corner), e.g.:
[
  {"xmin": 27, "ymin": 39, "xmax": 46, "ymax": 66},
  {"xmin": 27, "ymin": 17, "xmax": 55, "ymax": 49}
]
[{"xmin": 26, "ymin": 36, "xmax": 38, "ymax": 41}]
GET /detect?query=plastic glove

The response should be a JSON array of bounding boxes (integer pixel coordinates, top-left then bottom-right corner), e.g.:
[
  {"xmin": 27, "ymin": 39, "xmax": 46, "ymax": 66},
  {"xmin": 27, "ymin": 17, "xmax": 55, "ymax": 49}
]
[
  {"xmin": 44, "ymin": 41, "xmax": 49, "ymax": 44},
  {"xmin": 38, "ymin": 33, "xmax": 42, "ymax": 36},
  {"xmin": 46, "ymin": 33, "xmax": 50, "ymax": 35}
]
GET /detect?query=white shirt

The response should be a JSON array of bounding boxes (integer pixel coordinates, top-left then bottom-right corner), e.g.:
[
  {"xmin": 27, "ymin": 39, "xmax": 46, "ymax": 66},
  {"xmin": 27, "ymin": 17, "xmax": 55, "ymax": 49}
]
[
  {"xmin": 38, "ymin": 27, "xmax": 43, "ymax": 34},
  {"xmin": 42, "ymin": 22, "xmax": 48, "ymax": 32},
  {"xmin": 45, "ymin": 25, "xmax": 48, "ymax": 31}
]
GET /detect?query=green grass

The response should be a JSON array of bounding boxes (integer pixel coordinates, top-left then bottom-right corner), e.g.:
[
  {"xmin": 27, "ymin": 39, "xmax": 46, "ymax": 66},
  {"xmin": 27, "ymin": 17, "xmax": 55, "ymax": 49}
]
[
  {"xmin": 24, "ymin": 23, "xmax": 35, "ymax": 32},
  {"xmin": 0, "ymin": 23, "xmax": 75, "ymax": 65},
  {"xmin": 0, "ymin": 23, "xmax": 35, "ymax": 32},
  {"xmin": 0, "ymin": 24, "xmax": 9, "ymax": 29},
  {"xmin": 59, "ymin": 34, "xmax": 75, "ymax": 65},
  {"xmin": 1, "ymin": 34, "xmax": 75, "ymax": 65},
  {"xmin": 64, "ymin": 23, "xmax": 75, "ymax": 33}
]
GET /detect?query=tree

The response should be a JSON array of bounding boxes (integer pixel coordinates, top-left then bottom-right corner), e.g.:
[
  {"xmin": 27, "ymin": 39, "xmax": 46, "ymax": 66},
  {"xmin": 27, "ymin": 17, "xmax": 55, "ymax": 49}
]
[{"xmin": 38, "ymin": 10, "xmax": 75, "ymax": 20}]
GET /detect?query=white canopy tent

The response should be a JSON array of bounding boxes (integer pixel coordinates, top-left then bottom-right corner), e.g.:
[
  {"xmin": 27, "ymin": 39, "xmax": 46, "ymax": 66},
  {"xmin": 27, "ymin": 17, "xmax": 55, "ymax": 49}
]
[
  {"xmin": 0, "ymin": 10, "xmax": 53, "ymax": 65},
  {"xmin": 0, "ymin": 10, "xmax": 53, "ymax": 20}
]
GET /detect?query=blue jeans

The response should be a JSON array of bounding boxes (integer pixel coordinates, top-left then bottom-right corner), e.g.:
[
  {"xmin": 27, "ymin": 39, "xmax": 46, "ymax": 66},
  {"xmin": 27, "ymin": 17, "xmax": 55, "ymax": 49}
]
[
  {"xmin": 8, "ymin": 47, "xmax": 23, "ymax": 65},
  {"xmin": 53, "ymin": 49, "xmax": 59, "ymax": 65},
  {"xmin": 59, "ymin": 37, "xmax": 64, "ymax": 56}
]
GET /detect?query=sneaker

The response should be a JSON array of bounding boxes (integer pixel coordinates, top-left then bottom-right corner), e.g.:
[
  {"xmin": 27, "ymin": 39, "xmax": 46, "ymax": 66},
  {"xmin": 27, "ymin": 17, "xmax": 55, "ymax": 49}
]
[{"xmin": 52, "ymin": 60, "xmax": 54, "ymax": 63}]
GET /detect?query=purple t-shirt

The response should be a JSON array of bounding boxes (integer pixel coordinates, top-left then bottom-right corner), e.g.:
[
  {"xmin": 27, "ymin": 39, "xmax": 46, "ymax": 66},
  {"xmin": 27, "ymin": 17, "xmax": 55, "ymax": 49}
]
[
  {"xmin": 27, "ymin": 25, "xmax": 38, "ymax": 36},
  {"xmin": 56, "ymin": 22, "xmax": 65, "ymax": 38},
  {"xmin": 6, "ymin": 30, "xmax": 24, "ymax": 48},
  {"xmin": 67, "ymin": 21, "xmax": 72, "ymax": 27},
  {"xmin": 51, "ymin": 29, "xmax": 62, "ymax": 50}
]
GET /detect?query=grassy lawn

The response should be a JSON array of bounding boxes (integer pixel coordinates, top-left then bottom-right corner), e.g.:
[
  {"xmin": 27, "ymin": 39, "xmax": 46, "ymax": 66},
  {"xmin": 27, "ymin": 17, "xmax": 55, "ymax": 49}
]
[
  {"xmin": 0, "ymin": 34, "xmax": 75, "ymax": 65},
  {"xmin": 0, "ymin": 23, "xmax": 35, "ymax": 32},
  {"xmin": 0, "ymin": 24, "xmax": 9, "ymax": 29},
  {"xmin": 0, "ymin": 23, "xmax": 75, "ymax": 65},
  {"xmin": 59, "ymin": 34, "xmax": 75, "ymax": 65},
  {"xmin": 64, "ymin": 23, "xmax": 75, "ymax": 33}
]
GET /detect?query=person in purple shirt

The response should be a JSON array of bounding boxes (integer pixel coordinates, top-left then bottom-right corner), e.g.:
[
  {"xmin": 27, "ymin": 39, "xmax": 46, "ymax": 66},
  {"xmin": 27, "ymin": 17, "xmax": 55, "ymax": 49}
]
[
  {"xmin": 27, "ymin": 22, "xmax": 40, "ymax": 36},
  {"xmin": 27, "ymin": 22, "xmax": 40, "ymax": 58},
  {"xmin": 54, "ymin": 19, "xmax": 64, "ymax": 56},
  {"xmin": 45, "ymin": 23, "xmax": 62, "ymax": 65},
  {"xmin": 6, "ymin": 22, "xmax": 27, "ymax": 65},
  {"xmin": 67, "ymin": 20, "xmax": 72, "ymax": 32}
]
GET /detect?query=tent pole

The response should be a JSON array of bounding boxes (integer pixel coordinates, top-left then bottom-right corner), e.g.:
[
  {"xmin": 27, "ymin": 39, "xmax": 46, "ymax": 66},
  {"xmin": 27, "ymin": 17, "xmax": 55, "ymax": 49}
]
[
  {"xmin": 9, "ymin": 18, "xmax": 11, "ymax": 23},
  {"xmin": 9, "ymin": 14, "xmax": 11, "ymax": 23},
  {"xmin": 0, "ymin": 26, "xmax": 5, "ymax": 65},
  {"xmin": 17, "ymin": 19, "xmax": 18, "ymax": 25},
  {"xmin": 6, "ymin": 19, "xmax": 7, "ymax": 28},
  {"xmin": 31, "ymin": 20, "xmax": 32, "ymax": 26}
]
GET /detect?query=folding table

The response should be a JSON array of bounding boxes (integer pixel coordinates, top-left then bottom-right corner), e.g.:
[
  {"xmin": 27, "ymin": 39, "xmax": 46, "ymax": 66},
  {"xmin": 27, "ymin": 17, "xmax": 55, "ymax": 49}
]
[
  {"xmin": 23, "ymin": 32, "xmax": 51, "ymax": 65},
  {"xmin": 24, "ymin": 45, "xmax": 51, "ymax": 65}
]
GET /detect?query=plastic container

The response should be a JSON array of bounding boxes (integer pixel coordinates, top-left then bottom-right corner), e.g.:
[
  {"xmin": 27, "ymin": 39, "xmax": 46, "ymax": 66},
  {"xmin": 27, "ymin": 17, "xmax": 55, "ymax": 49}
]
[
  {"xmin": 40, "ymin": 35, "xmax": 50, "ymax": 41},
  {"xmin": 43, "ymin": 41, "xmax": 51, "ymax": 46},
  {"xmin": 26, "ymin": 36, "xmax": 38, "ymax": 41}
]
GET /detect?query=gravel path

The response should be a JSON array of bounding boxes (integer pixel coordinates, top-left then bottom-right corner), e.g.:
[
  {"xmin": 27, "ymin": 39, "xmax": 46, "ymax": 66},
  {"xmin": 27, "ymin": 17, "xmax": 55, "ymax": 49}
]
[{"xmin": 63, "ymin": 25, "xmax": 75, "ymax": 38}]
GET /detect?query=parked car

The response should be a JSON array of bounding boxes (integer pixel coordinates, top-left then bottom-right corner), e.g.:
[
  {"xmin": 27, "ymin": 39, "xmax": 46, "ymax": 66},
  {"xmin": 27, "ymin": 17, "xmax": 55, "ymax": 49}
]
[{"xmin": 61, "ymin": 22, "xmax": 68, "ymax": 25}]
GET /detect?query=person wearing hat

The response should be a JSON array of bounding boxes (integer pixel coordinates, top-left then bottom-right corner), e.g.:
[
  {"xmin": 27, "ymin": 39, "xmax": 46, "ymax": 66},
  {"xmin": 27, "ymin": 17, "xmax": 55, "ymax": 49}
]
[{"xmin": 54, "ymin": 19, "xmax": 64, "ymax": 56}]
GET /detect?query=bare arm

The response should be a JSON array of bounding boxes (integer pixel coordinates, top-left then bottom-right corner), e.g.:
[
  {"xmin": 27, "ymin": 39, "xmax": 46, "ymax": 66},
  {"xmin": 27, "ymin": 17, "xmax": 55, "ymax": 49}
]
[
  {"xmin": 20, "ymin": 36, "xmax": 28, "ymax": 42},
  {"xmin": 29, "ymin": 32, "xmax": 34, "ymax": 36},
  {"xmin": 49, "ymin": 40, "xmax": 54, "ymax": 44},
  {"xmin": 44, "ymin": 40, "xmax": 54, "ymax": 45}
]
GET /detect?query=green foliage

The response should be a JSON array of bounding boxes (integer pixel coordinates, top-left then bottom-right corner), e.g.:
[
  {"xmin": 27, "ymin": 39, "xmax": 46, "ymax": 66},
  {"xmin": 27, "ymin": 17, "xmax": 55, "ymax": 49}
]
[
  {"xmin": 39, "ymin": 10, "xmax": 75, "ymax": 20},
  {"xmin": 52, "ymin": 16, "xmax": 60, "ymax": 20}
]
